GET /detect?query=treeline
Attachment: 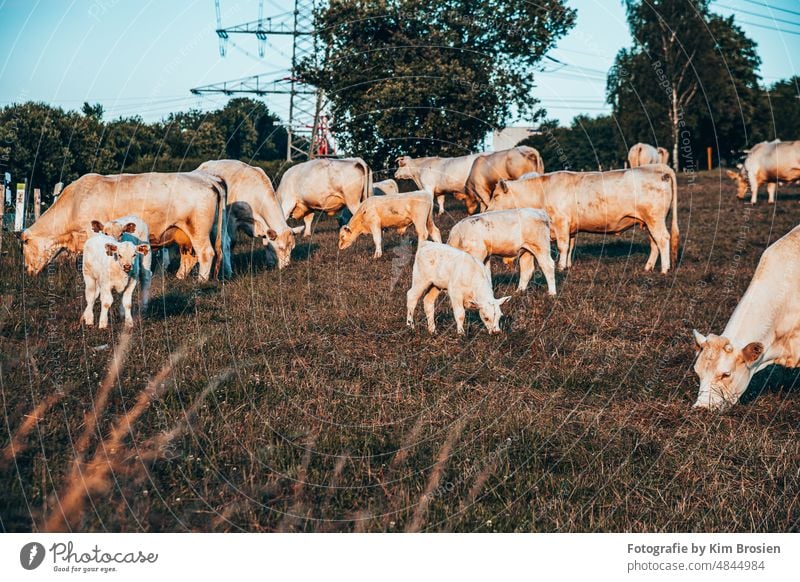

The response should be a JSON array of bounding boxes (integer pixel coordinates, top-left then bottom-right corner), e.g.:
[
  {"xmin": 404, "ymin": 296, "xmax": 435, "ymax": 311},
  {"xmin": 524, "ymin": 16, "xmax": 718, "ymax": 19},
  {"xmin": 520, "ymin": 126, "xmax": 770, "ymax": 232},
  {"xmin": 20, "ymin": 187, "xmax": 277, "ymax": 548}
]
[
  {"xmin": 521, "ymin": 76, "xmax": 800, "ymax": 172},
  {"xmin": 0, "ymin": 98, "xmax": 289, "ymax": 201}
]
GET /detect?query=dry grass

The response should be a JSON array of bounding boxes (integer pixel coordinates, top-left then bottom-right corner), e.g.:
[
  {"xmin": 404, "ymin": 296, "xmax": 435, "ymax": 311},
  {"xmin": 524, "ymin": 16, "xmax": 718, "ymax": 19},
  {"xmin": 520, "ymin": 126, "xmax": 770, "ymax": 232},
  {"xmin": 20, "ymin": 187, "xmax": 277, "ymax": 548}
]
[{"xmin": 1, "ymin": 169, "xmax": 800, "ymax": 532}]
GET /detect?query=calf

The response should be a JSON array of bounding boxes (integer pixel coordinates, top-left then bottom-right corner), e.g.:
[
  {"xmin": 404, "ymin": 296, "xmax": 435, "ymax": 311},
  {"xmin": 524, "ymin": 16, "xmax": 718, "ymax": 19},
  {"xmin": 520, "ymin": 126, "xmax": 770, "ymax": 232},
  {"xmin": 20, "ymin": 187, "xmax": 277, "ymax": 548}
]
[
  {"xmin": 406, "ymin": 242, "xmax": 511, "ymax": 335},
  {"xmin": 91, "ymin": 216, "xmax": 152, "ymax": 310},
  {"xmin": 82, "ymin": 233, "xmax": 149, "ymax": 329},
  {"xmin": 727, "ymin": 140, "xmax": 800, "ymax": 203},
  {"xmin": 448, "ymin": 209, "xmax": 556, "ymax": 294},
  {"xmin": 339, "ymin": 191, "xmax": 442, "ymax": 258},
  {"xmin": 373, "ymin": 179, "xmax": 399, "ymax": 196}
]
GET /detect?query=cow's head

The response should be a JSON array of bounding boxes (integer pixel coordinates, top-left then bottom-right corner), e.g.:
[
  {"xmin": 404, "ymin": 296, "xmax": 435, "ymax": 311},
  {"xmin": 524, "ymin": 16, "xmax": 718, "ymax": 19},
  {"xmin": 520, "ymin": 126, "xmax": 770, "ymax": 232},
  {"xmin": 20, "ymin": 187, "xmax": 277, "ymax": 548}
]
[
  {"xmin": 266, "ymin": 228, "xmax": 295, "ymax": 269},
  {"xmin": 692, "ymin": 330, "xmax": 765, "ymax": 411},
  {"xmin": 394, "ymin": 156, "xmax": 414, "ymax": 180},
  {"xmin": 105, "ymin": 241, "xmax": 149, "ymax": 274},
  {"xmin": 467, "ymin": 296, "xmax": 511, "ymax": 335},
  {"xmin": 93, "ymin": 219, "xmax": 137, "ymax": 240},
  {"xmin": 487, "ymin": 180, "xmax": 515, "ymax": 211},
  {"xmin": 19, "ymin": 230, "xmax": 58, "ymax": 276},
  {"xmin": 338, "ymin": 224, "xmax": 356, "ymax": 250},
  {"xmin": 726, "ymin": 169, "xmax": 748, "ymax": 200}
]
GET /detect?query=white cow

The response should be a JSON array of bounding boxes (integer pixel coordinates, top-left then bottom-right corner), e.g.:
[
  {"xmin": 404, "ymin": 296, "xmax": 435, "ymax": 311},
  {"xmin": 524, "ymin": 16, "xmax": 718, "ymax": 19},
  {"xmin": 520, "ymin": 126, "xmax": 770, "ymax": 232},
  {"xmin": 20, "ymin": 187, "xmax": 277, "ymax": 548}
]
[
  {"xmin": 488, "ymin": 165, "xmax": 679, "ymax": 273},
  {"xmin": 91, "ymin": 215, "xmax": 152, "ymax": 310},
  {"xmin": 278, "ymin": 158, "xmax": 372, "ymax": 237},
  {"xmin": 726, "ymin": 140, "xmax": 800, "ymax": 204},
  {"xmin": 373, "ymin": 179, "xmax": 400, "ymax": 196},
  {"xmin": 338, "ymin": 191, "xmax": 442, "ymax": 258},
  {"xmin": 406, "ymin": 242, "xmax": 511, "ymax": 335},
  {"xmin": 394, "ymin": 152, "xmax": 485, "ymax": 215},
  {"xmin": 81, "ymin": 233, "xmax": 149, "ymax": 329},
  {"xmin": 693, "ymin": 223, "xmax": 800, "ymax": 410},
  {"xmin": 447, "ymin": 209, "xmax": 556, "ymax": 294},
  {"xmin": 628, "ymin": 143, "xmax": 669, "ymax": 167}
]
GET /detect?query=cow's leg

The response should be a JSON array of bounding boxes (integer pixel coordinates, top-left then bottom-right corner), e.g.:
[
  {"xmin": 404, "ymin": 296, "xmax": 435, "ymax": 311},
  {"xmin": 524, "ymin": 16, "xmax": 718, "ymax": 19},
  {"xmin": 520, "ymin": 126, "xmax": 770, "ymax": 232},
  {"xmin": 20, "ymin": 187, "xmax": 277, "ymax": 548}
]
[
  {"xmin": 450, "ymin": 292, "xmax": 467, "ymax": 335},
  {"xmin": 303, "ymin": 212, "xmax": 315, "ymax": 238},
  {"xmin": 406, "ymin": 283, "xmax": 428, "ymax": 329},
  {"xmin": 644, "ymin": 234, "xmax": 659, "ymax": 272},
  {"xmin": 222, "ymin": 220, "xmax": 234, "ymax": 279},
  {"xmin": 767, "ymin": 182, "xmax": 777, "ymax": 204},
  {"xmin": 82, "ymin": 278, "xmax": 98, "ymax": 326},
  {"xmin": 436, "ymin": 194, "xmax": 446, "ymax": 215},
  {"xmin": 518, "ymin": 252, "xmax": 535, "ymax": 292},
  {"xmin": 414, "ymin": 218, "xmax": 429, "ymax": 247},
  {"xmin": 427, "ymin": 216, "xmax": 442, "ymax": 243},
  {"xmin": 556, "ymin": 231, "xmax": 570, "ymax": 271},
  {"xmin": 646, "ymin": 220, "xmax": 671, "ymax": 274},
  {"xmin": 749, "ymin": 175, "xmax": 760, "ymax": 204},
  {"xmin": 567, "ymin": 236, "xmax": 576, "ymax": 268},
  {"xmin": 186, "ymin": 235, "xmax": 215, "ymax": 281},
  {"xmin": 121, "ymin": 281, "xmax": 137, "ymax": 328},
  {"xmin": 370, "ymin": 224, "xmax": 383, "ymax": 259},
  {"xmin": 423, "ymin": 287, "xmax": 441, "ymax": 334},
  {"xmin": 98, "ymin": 287, "xmax": 114, "ymax": 329},
  {"xmin": 140, "ymin": 252, "xmax": 153, "ymax": 312},
  {"xmin": 534, "ymin": 246, "xmax": 557, "ymax": 296}
]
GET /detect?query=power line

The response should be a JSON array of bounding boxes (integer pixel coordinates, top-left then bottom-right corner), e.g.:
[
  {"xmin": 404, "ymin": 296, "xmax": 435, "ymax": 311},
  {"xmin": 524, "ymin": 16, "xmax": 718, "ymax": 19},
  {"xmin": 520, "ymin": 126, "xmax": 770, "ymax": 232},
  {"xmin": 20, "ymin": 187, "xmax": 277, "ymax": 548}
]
[
  {"xmin": 736, "ymin": 18, "xmax": 800, "ymax": 35},
  {"xmin": 716, "ymin": 3, "xmax": 800, "ymax": 26},
  {"xmin": 740, "ymin": 0, "xmax": 800, "ymax": 18}
]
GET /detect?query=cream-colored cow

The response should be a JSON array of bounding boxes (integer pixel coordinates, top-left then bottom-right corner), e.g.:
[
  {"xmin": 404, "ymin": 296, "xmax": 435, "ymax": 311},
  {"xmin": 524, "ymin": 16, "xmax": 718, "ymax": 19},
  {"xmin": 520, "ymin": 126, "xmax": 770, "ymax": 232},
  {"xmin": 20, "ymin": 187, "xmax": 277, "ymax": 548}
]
[
  {"xmin": 693, "ymin": 223, "xmax": 800, "ymax": 410},
  {"xmin": 394, "ymin": 152, "xmax": 486, "ymax": 215},
  {"xmin": 338, "ymin": 191, "xmax": 442, "ymax": 258},
  {"xmin": 406, "ymin": 242, "xmax": 511, "ymax": 335},
  {"xmin": 488, "ymin": 165, "xmax": 679, "ymax": 273},
  {"xmin": 91, "ymin": 215, "xmax": 152, "ymax": 310},
  {"xmin": 628, "ymin": 143, "xmax": 669, "ymax": 167},
  {"xmin": 464, "ymin": 146, "xmax": 544, "ymax": 212},
  {"xmin": 726, "ymin": 140, "xmax": 800, "ymax": 204},
  {"xmin": 448, "ymin": 209, "xmax": 556, "ymax": 294}
]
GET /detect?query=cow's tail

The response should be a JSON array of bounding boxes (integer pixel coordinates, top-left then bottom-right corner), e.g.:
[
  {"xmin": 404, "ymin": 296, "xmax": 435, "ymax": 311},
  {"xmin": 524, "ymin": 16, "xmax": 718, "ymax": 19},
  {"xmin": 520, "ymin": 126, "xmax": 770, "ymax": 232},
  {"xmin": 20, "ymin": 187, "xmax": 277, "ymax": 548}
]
[
  {"xmin": 211, "ymin": 176, "xmax": 228, "ymax": 280},
  {"xmin": 669, "ymin": 169, "xmax": 679, "ymax": 268},
  {"xmin": 359, "ymin": 158, "xmax": 373, "ymax": 202}
]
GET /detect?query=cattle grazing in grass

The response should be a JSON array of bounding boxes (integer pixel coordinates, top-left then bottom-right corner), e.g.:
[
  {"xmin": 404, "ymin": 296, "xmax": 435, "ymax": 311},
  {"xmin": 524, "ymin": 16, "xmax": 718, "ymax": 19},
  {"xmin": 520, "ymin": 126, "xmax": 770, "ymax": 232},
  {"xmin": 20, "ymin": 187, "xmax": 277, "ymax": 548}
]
[
  {"xmin": 628, "ymin": 143, "xmax": 669, "ymax": 168},
  {"xmin": 488, "ymin": 164, "xmax": 679, "ymax": 273},
  {"xmin": 19, "ymin": 171, "xmax": 228, "ymax": 281},
  {"xmin": 91, "ymin": 215, "xmax": 152, "ymax": 311},
  {"xmin": 81, "ymin": 233, "xmax": 149, "ymax": 329},
  {"xmin": 394, "ymin": 152, "xmax": 486, "ymax": 215},
  {"xmin": 448, "ymin": 208, "xmax": 556, "ymax": 295},
  {"xmin": 278, "ymin": 158, "xmax": 372, "ymax": 238},
  {"xmin": 726, "ymin": 140, "xmax": 800, "ymax": 204},
  {"xmin": 406, "ymin": 242, "xmax": 511, "ymax": 335},
  {"xmin": 338, "ymin": 191, "xmax": 442, "ymax": 259},
  {"xmin": 464, "ymin": 146, "xmax": 544, "ymax": 213},
  {"xmin": 693, "ymin": 223, "xmax": 800, "ymax": 410}
]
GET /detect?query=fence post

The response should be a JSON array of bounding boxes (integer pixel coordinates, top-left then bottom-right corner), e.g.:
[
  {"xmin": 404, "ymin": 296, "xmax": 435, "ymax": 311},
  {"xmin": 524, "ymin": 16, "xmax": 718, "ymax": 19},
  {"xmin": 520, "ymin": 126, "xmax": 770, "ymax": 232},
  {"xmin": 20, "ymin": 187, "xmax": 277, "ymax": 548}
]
[
  {"xmin": 14, "ymin": 181, "xmax": 26, "ymax": 232},
  {"xmin": 707, "ymin": 147, "xmax": 712, "ymax": 171},
  {"xmin": 33, "ymin": 188, "xmax": 41, "ymax": 220}
]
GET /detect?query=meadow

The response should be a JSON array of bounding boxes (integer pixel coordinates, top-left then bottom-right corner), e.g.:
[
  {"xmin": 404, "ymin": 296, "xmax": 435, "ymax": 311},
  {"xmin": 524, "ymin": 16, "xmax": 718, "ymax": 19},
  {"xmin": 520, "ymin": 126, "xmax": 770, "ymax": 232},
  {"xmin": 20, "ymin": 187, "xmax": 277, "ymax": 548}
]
[{"xmin": 1, "ymin": 169, "xmax": 799, "ymax": 532}]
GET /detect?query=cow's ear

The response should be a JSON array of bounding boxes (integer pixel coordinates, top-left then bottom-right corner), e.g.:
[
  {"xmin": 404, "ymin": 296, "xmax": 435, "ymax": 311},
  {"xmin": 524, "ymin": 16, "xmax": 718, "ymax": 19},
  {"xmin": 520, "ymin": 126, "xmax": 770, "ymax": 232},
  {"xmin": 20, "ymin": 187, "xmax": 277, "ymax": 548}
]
[
  {"xmin": 500, "ymin": 180, "xmax": 508, "ymax": 193},
  {"xmin": 124, "ymin": 222, "xmax": 137, "ymax": 233},
  {"xmin": 91, "ymin": 220, "xmax": 103, "ymax": 232},
  {"xmin": 742, "ymin": 342, "xmax": 764, "ymax": 366},
  {"xmin": 105, "ymin": 243, "xmax": 118, "ymax": 256},
  {"xmin": 692, "ymin": 329, "xmax": 707, "ymax": 350},
  {"xmin": 267, "ymin": 229, "xmax": 278, "ymax": 241},
  {"xmin": 496, "ymin": 295, "xmax": 512, "ymax": 306},
  {"xmin": 137, "ymin": 244, "xmax": 150, "ymax": 256}
]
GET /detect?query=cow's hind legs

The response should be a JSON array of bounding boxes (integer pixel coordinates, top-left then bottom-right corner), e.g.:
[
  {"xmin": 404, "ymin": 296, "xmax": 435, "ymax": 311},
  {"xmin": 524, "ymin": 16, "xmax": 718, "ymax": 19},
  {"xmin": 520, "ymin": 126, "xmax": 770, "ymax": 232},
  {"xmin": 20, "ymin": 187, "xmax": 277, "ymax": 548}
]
[
  {"xmin": 406, "ymin": 283, "xmax": 428, "ymax": 329},
  {"xmin": 423, "ymin": 287, "xmax": 441, "ymax": 334},
  {"xmin": 82, "ymin": 278, "xmax": 98, "ymax": 326}
]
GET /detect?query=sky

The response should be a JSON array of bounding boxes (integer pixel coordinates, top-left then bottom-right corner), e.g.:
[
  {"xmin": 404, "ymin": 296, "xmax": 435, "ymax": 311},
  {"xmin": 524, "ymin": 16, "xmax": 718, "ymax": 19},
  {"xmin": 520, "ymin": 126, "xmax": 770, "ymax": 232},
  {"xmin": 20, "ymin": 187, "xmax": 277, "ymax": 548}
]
[{"xmin": 0, "ymin": 0, "xmax": 797, "ymax": 128}]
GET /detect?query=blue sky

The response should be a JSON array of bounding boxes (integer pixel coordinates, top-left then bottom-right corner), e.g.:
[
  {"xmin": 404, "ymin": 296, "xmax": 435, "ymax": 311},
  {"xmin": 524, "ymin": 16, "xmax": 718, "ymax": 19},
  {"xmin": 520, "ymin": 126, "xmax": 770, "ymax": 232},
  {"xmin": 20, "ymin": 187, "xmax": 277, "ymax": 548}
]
[{"xmin": 0, "ymin": 0, "xmax": 797, "ymax": 127}]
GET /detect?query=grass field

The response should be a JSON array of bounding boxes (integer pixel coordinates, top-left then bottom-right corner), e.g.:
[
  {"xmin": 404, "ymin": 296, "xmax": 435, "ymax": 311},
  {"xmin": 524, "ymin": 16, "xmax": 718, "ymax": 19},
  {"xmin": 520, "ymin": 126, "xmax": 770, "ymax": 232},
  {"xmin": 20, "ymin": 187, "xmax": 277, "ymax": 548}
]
[{"xmin": 2, "ymin": 169, "xmax": 800, "ymax": 532}]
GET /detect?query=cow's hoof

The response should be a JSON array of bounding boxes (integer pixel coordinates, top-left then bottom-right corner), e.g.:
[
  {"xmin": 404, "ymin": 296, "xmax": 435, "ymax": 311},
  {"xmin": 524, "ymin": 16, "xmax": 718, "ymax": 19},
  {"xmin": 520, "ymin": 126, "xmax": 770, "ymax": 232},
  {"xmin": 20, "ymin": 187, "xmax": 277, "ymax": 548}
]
[{"xmin": 373, "ymin": 253, "xmax": 382, "ymax": 259}]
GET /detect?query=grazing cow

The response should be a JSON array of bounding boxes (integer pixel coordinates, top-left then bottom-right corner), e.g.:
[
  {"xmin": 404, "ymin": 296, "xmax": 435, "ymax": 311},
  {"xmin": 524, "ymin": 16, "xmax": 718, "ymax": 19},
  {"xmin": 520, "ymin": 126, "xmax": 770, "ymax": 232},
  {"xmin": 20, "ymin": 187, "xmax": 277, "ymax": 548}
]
[
  {"xmin": 338, "ymin": 191, "xmax": 442, "ymax": 258},
  {"xmin": 447, "ymin": 209, "xmax": 556, "ymax": 294},
  {"xmin": 19, "ymin": 171, "xmax": 227, "ymax": 281},
  {"xmin": 628, "ymin": 143, "xmax": 669, "ymax": 167},
  {"xmin": 373, "ymin": 179, "xmax": 399, "ymax": 196},
  {"xmin": 488, "ymin": 164, "xmax": 679, "ymax": 273},
  {"xmin": 692, "ymin": 224, "xmax": 800, "ymax": 410},
  {"xmin": 91, "ymin": 216, "xmax": 152, "ymax": 310},
  {"xmin": 278, "ymin": 157, "xmax": 372, "ymax": 237},
  {"xmin": 464, "ymin": 146, "xmax": 544, "ymax": 212},
  {"xmin": 394, "ymin": 152, "xmax": 486, "ymax": 215},
  {"xmin": 81, "ymin": 233, "xmax": 149, "ymax": 329},
  {"xmin": 406, "ymin": 242, "xmax": 511, "ymax": 335},
  {"xmin": 726, "ymin": 140, "xmax": 800, "ymax": 204},
  {"xmin": 197, "ymin": 159, "xmax": 296, "ymax": 270}
]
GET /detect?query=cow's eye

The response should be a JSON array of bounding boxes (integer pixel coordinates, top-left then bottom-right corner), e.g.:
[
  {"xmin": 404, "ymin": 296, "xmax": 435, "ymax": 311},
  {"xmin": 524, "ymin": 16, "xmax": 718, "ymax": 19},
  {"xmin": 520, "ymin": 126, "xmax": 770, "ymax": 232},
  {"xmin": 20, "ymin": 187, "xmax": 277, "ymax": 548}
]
[{"xmin": 720, "ymin": 372, "xmax": 731, "ymax": 379}]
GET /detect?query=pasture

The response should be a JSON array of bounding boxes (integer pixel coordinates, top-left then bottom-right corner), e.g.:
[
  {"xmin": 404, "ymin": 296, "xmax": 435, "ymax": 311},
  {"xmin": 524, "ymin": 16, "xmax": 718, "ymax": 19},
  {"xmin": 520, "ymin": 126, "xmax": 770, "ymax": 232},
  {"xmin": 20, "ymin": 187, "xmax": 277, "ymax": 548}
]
[{"xmin": 1, "ymin": 169, "xmax": 799, "ymax": 532}]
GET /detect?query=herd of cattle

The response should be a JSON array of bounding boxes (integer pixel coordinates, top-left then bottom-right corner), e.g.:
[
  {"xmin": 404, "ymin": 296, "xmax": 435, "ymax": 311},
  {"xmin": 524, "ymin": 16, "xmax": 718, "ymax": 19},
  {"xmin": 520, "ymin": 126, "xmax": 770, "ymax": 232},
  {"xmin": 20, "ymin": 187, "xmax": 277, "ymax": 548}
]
[{"xmin": 15, "ymin": 138, "xmax": 800, "ymax": 411}]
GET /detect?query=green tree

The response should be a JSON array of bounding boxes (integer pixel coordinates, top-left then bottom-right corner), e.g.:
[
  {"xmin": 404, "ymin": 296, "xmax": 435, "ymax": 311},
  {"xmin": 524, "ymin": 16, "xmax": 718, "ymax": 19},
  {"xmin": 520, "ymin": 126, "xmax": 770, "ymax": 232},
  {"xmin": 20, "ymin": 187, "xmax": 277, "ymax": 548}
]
[
  {"xmin": 212, "ymin": 97, "xmax": 288, "ymax": 161},
  {"xmin": 607, "ymin": 0, "xmax": 761, "ymax": 170},
  {"xmin": 753, "ymin": 76, "xmax": 800, "ymax": 143},
  {"xmin": 300, "ymin": 0, "xmax": 576, "ymax": 168}
]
